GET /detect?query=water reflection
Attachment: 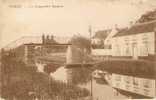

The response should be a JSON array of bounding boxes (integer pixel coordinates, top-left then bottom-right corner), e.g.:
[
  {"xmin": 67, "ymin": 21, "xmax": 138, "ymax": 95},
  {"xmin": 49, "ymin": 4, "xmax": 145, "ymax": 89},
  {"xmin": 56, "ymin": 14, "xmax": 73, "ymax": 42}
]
[
  {"xmin": 50, "ymin": 67, "xmax": 68, "ymax": 83},
  {"xmin": 36, "ymin": 62, "xmax": 150, "ymax": 99},
  {"xmin": 36, "ymin": 63, "xmax": 45, "ymax": 72},
  {"xmin": 35, "ymin": 61, "xmax": 149, "ymax": 99},
  {"xmin": 36, "ymin": 63, "xmax": 91, "ymax": 99},
  {"xmin": 44, "ymin": 64, "xmax": 128, "ymax": 100},
  {"xmin": 67, "ymin": 66, "xmax": 92, "ymax": 85}
]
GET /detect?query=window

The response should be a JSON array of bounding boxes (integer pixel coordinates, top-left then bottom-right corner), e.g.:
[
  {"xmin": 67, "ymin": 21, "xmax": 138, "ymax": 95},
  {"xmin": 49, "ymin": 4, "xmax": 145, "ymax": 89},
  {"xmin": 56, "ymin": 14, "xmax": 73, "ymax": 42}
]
[
  {"xmin": 108, "ymin": 45, "xmax": 112, "ymax": 49},
  {"xmin": 115, "ymin": 75, "xmax": 121, "ymax": 81},
  {"xmin": 116, "ymin": 44, "xmax": 120, "ymax": 56},
  {"xmin": 133, "ymin": 78, "xmax": 139, "ymax": 86},
  {"xmin": 124, "ymin": 76, "xmax": 131, "ymax": 84},
  {"xmin": 142, "ymin": 41, "xmax": 148, "ymax": 56},
  {"xmin": 125, "ymin": 43, "xmax": 130, "ymax": 56},
  {"xmin": 132, "ymin": 43, "xmax": 138, "ymax": 59},
  {"xmin": 143, "ymin": 79, "xmax": 151, "ymax": 88}
]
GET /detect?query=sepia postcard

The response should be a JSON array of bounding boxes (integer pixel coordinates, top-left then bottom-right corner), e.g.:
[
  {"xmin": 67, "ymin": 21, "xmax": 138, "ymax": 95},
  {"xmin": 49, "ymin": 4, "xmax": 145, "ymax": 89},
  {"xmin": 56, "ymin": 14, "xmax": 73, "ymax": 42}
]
[{"xmin": 0, "ymin": 0, "xmax": 156, "ymax": 100}]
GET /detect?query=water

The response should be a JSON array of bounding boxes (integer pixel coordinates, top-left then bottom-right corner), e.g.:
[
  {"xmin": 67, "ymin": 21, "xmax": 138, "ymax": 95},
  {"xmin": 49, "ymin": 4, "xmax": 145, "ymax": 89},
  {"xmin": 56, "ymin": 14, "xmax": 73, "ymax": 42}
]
[
  {"xmin": 35, "ymin": 62, "xmax": 150, "ymax": 99},
  {"xmin": 35, "ymin": 63, "xmax": 45, "ymax": 72},
  {"xmin": 50, "ymin": 67, "xmax": 68, "ymax": 83},
  {"xmin": 35, "ymin": 62, "xmax": 128, "ymax": 99},
  {"xmin": 48, "ymin": 65, "xmax": 128, "ymax": 100}
]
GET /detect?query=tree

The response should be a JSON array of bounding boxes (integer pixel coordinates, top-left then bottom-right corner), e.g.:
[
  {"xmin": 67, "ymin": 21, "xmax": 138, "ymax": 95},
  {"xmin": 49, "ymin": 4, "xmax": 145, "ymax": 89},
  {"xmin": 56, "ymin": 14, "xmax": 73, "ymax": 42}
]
[
  {"xmin": 68, "ymin": 67, "xmax": 92, "ymax": 85},
  {"xmin": 1, "ymin": 49, "xmax": 90, "ymax": 100},
  {"xmin": 1, "ymin": 50, "xmax": 41, "ymax": 100},
  {"xmin": 69, "ymin": 35, "xmax": 91, "ymax": 54}
]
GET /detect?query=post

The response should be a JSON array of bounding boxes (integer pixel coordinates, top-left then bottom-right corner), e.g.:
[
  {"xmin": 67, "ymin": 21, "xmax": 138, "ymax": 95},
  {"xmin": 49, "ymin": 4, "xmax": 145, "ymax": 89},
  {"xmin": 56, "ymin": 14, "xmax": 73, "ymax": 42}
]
[
  {"xmin": 89, "ymin": 25, "xmax": 93, "ymax": 99},
  {"xmin": 89, "ymin": 25, "xmax": 92, "ymax": 54},
  {"xmin": 24, "ymin": 45, "xmax": 28, "ymax": 64},
  {"xmin": 91, "ymin": 74, "xmax": 93, "ymax": 99},
  {"xmin": 48, "ymin": 75, "xmax": 51, "ymax": 99}
]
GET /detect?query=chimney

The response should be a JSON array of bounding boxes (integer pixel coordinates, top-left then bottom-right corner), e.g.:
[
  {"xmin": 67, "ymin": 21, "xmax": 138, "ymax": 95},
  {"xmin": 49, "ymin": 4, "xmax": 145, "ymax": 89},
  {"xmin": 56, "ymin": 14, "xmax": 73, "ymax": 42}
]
[
  {"xmin": 51, "ymin": 35, "xmax": 54, "ymax": 40},
  {"xmin": 51, "ymin": 35, "xmax": 55, "ymax": 43},
  {"xmin": 42, "ymin": 34, "xmax": 45, "ymax": 44},
  {"xmin": 46, "ymin": 35, "xmax": 50, "ymax": 44}
]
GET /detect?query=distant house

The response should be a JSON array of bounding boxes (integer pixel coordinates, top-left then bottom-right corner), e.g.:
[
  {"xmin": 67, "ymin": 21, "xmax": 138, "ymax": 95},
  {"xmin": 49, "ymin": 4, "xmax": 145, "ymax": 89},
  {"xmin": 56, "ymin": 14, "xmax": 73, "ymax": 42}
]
[
  {"xmin": 91, "ymin": 29, "xmax": 112, "ymax": 59},
  {"xmin": 104, "ymin": 27, "xmax": 120, "ymax": 49},
  {"xmin": 111, "ymin": 20, "xmax": 156, "ymax": 59},
  {"xmin": 91, "ymin": 27, "xmax": 120, "ymax": 59},
  {"xmin": 91, "ymin": 29, "xmax": 111, "ymax": 49}
]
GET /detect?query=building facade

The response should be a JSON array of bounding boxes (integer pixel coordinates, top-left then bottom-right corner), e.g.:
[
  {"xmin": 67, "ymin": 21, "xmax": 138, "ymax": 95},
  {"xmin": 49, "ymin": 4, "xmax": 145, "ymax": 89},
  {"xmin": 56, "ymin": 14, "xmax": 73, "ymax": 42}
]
[
  {"xmin": 111, "ymin": 20, "xmax": 156, "ymax": 59},
  {"xmin": 91, "ymin": 28, "xmax": 119, "ymax": 59},
  {"xmin": 91, "ymin": 29, "xmax": 111, "ymax": 48}
]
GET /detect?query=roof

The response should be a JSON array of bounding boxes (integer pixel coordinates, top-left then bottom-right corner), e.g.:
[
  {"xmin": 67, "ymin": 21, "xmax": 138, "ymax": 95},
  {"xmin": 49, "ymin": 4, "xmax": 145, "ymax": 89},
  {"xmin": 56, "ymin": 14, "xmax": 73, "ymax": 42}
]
[
  {"xmin": 93, "ymin": 29, "xmax": 112, "ymax": 39},
  {"xmin": 114, "ymin": 20, "xmax": 156, "ymax": 37},
  {"xmin": 137, "ymin": 10, "xmax": 156, "ymax": 23}
]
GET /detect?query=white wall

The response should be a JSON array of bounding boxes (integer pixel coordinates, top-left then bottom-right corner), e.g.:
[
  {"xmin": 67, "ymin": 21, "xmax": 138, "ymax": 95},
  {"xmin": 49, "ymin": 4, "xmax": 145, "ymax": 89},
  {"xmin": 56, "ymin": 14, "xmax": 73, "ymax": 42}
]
[
  {"xmin": 111, "ymin": 32, "xmax": 155, "ymax": 57},
  {"xmin": 104, "ymin": 28, "xmax": 118, "ymax": 45},
  {"xmin": 91, "ymin": 49, "xmax": 111, "ymax": 56}
]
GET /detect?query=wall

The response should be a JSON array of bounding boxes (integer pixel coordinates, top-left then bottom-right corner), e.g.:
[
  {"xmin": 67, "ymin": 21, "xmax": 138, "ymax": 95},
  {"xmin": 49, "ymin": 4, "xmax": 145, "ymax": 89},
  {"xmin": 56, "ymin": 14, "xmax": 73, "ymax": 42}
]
[
  {"xmin": 91, "ymin": 49, "xmax": 111, "ymax": 56},
  {"xmin": 104, "ymin": 28, "xmax": 118, "ymax": 45},
  {"xmin": 111, "ymin": 32, "xmax": 155, "ymax": 58},
  {"xmin": 24, "ymin": 45, "xmax": 36, "ymax": 65}
]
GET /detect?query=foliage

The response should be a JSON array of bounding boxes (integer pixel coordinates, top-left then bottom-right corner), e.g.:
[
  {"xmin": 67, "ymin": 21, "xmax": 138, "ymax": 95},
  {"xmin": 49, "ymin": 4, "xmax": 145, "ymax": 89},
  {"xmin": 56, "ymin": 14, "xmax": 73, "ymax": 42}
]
[
  {"xmin": 68, "ymin": 66, "xmax": 93, "ymax": 85},
  {"xmin": 1, "ymin": 50, "xmax": 90, "ymax": 100},
  {"xmin": 69, "ymin": 35, "xmax": 91, "ymax": 54}
]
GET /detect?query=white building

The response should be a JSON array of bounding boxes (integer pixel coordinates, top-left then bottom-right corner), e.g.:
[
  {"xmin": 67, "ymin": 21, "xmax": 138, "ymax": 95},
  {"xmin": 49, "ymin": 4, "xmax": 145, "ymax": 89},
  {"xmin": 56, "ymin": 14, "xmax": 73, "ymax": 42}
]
[
  {"xmin": 111, "ymin": 20, "xmax": 156, "ymax": 59},
  {"xmin": 91, "ymin": 28, "xmax": 119, "ymax": 58},
  {"xmin": 91, "ymin": 29, "xmax": 111, "ymax": 47},
  {"xmin": 91, "ymin": 29, "xmax": 112, "ymax": 58},
  {"xmin": 104, "ymin": 27, "xmax": 119, "ymax": 48}
]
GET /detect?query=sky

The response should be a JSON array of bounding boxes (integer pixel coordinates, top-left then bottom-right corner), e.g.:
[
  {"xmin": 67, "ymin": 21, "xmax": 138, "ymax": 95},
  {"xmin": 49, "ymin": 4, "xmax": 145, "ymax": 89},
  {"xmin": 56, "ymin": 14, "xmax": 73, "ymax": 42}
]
[{"xmin": 0, "ymin": 0, "xmax": 156, "ymax": 48}]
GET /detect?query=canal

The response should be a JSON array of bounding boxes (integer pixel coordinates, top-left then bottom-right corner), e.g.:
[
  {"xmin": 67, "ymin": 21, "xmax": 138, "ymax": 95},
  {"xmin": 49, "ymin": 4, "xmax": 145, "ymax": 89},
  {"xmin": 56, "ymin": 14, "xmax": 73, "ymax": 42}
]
[{"xmin": 36, "ymin": 63, "xmax": 128, "ymax": 100}]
